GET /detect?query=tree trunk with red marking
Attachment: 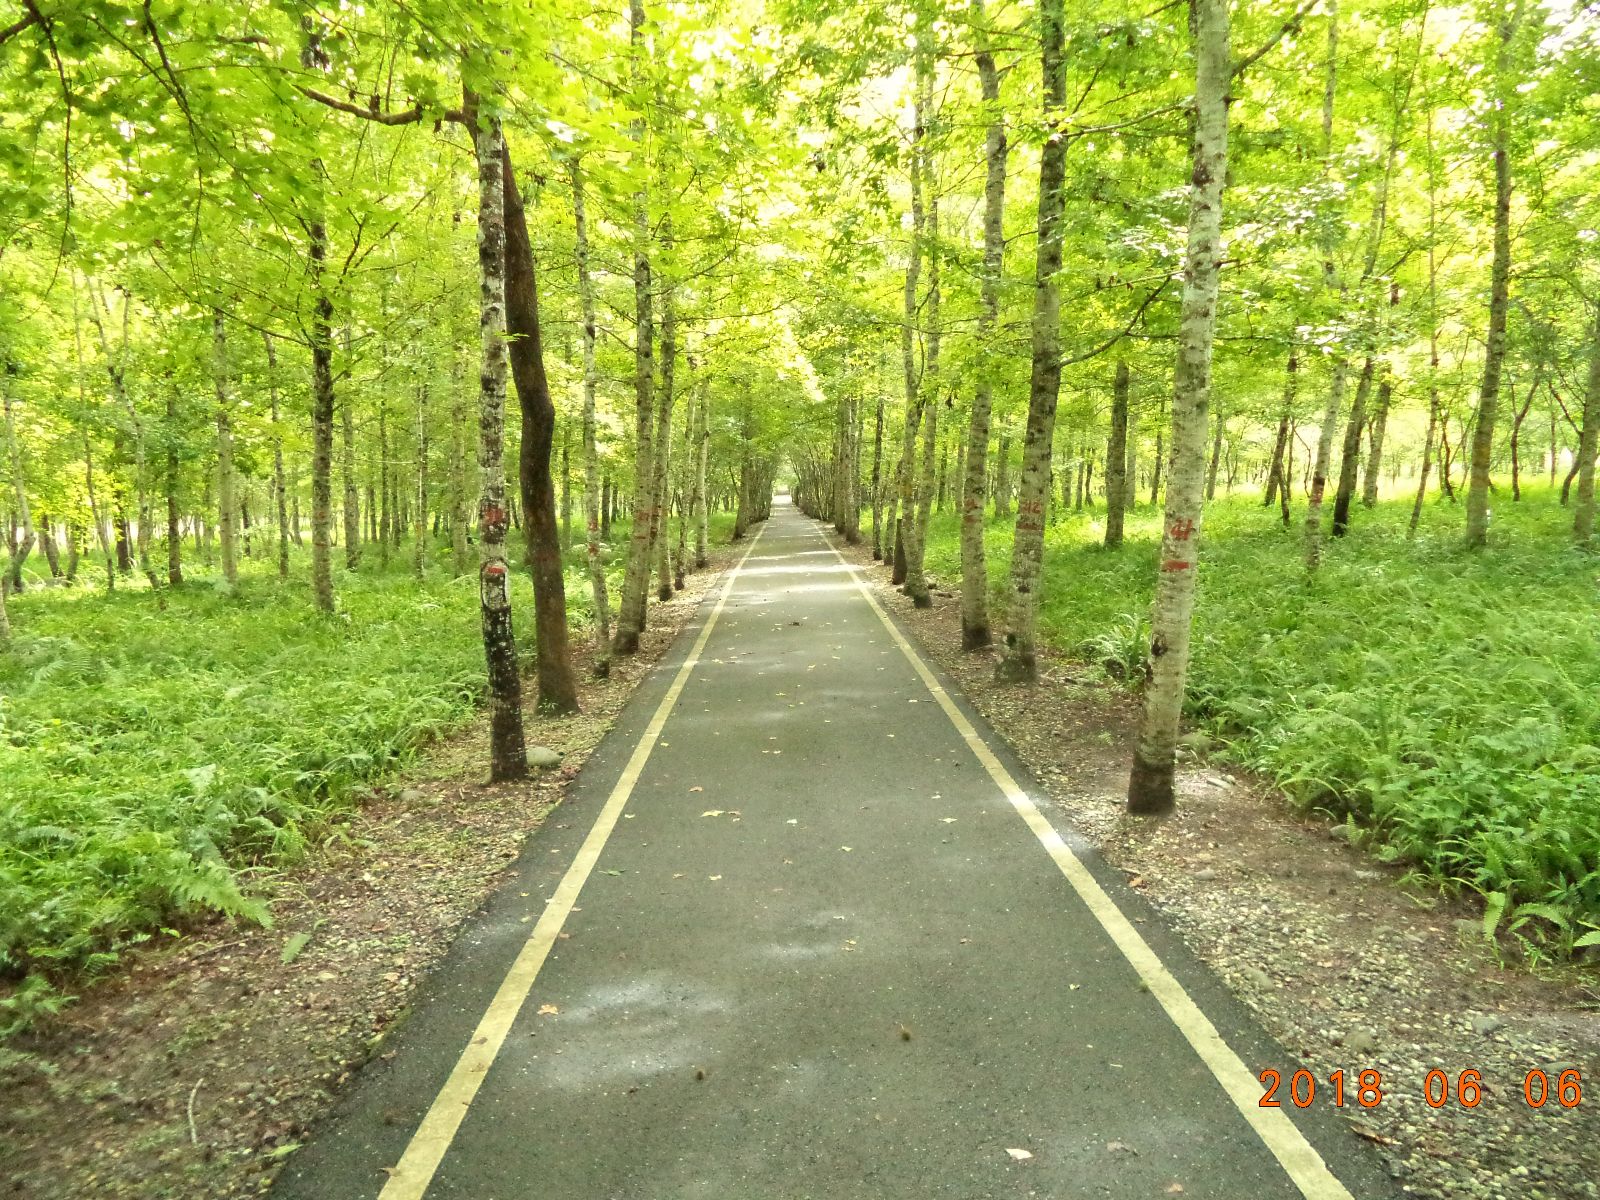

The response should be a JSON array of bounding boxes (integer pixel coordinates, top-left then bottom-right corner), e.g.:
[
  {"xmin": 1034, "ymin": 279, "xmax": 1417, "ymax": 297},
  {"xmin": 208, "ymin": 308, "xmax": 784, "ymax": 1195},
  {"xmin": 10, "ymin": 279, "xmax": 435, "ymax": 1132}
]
[{"xmin": 1127, "ymin": 0, "xmax": 1231, "ymax": 814}]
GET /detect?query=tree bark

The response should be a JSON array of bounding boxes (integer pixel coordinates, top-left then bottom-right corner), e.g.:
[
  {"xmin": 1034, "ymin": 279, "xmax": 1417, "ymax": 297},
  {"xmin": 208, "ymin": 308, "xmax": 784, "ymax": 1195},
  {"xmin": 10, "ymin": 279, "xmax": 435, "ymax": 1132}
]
[
  {"xmin": 569, "ymin": 156, "xmax": 612, "ymax": 658},
  {"xmin": 1574, "ymin": 305, "xmax": 1600, "ymax": 544},
  {"xmin": 1465, "ymin": 1, "xmax": 1523, "ymax": 547},
  {"xmin": 87, "ymin": 283, "xmax": 159, "ymax": 589},
  {"xmin": 1331, "ymin": 356, "xmax": 1374, "ymax": 536},
  {"xmin": 1104, "ymin": 360, "xmax": 1130, "ymax": 549},
  {"xmin": 1305, "ymin": 2, "xmax": 1346, "ymax": 573},
  {"xmin": 450, "ymin": 356, "xmax": 471, "ymax": 575},
  {"xmin": 341, "ymin": 382, "xmax": 360, "ymax": 571},
  {"xmin": 870, "ymin": 389, "xmax": 886, "ymax": 559},
  {"xmin": 1362, "ymin": 373, "xmax": 1391, "ymax": 508},
  {"xmin": 613, "ymin": 0, "xmax": 655, "ymax": 655},
  {"xmin": 259, "ymin": 332, "xmax": 291, "ymax": 581},
  {"xmin": 1264, "ymin": 354, "xmax": 1294, "ymax": 513},
  {"xmin": 652, "ymin": 261, "xmax": 677, "ymax": 603},
  {"xmin": 1127, "ymin": 0, "xmax": 1231, "ymax": 815},
  {"xmin": 2, "ymin": 377, "xmax": 35, "ymax": 595},
  {"xmin": 162, "ymin": 383, "xmax": 184, "ymax": 585},
  {"xmin": 212, "ymin": 312, "xmax": 239, "ymax": 588},
  {"xmin": 959, "ymin": 0, "xmax": 1006, "ymax": 649},
  {"xmin": 413, "ymin": 379, "xmax": 429, "ymax": 579},
  {"xmin": 469, "ymin": 93, "xmax": 528, "ymax": 780},
  {"xmin": 307, "ymin": 220, "xmax": 337, "ymax": 611},
  {"xmin": 995, "ymin": 0, "xmax": 1068, "ymax": 684},
  {"xmin": 675, "ymin": 371, "xmax": 693, "ymax": 585},
  {"xmin": 1204, "ymin": 401, "xmax": 1224, "ymax": 502},
  {"xmin": 908, "ymin": 169, "xmax": 940, "ymax": 611},
  {"xmin": 694, "ymin": 387, "xmax": 710, "ymax": 567},
  {"xmin": 893, "ymin": 58, "xmax": 929, "ymax": 592},
  {"xmin": 1507, "ymin": 369, "xmax": 1540, "ymax": 502},
  {"xmin": 502, "ymin": 141, "xmax": 579, "ymax": 716}
]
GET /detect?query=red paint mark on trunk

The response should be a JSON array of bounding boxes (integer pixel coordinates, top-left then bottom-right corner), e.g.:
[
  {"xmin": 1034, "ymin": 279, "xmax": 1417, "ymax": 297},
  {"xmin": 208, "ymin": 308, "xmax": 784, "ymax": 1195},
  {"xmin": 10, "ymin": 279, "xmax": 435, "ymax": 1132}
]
[{"xmin": 1161, "ymin": 559, "xmax": 1192, "ymax": 572}]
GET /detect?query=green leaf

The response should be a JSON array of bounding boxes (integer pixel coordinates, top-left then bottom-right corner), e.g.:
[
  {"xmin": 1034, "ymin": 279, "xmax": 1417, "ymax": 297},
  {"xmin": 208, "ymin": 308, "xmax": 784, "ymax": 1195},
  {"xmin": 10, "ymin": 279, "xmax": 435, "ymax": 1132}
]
[
  {"xmin": 1481, "ymin": 891, "xmax": 1508, "ymax": 941},
  {"xmin": 280, "ymin": 931, "xmax": 312, "ymax": 964}
]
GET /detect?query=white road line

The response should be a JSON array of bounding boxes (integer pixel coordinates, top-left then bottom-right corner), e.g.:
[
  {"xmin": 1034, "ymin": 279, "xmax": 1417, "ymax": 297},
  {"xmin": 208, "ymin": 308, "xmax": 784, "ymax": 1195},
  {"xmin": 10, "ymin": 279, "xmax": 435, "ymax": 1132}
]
[
  {"xmin": 818, "ymin": 524, "xmax": 1356, "ymax": 1200},
  {"xmin": 376, "ymin": 524, "xmax": 767, "ymax": 1200}
]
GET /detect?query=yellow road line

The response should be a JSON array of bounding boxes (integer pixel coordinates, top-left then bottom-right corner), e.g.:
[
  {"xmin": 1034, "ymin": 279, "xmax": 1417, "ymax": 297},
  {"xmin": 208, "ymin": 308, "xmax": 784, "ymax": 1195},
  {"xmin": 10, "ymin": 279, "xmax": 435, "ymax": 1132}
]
[
  {"xmin": 377, "ymin": 524, "xmax": 767, "ymax": 1200},
  {"xmin": 819, "ymin": 525, "xmax": 1356, "ymax": 1200}
]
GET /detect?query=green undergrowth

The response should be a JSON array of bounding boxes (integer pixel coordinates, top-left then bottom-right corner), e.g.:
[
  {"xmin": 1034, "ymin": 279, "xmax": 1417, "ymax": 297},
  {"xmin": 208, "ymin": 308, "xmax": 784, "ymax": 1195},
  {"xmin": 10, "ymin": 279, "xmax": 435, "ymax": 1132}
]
[
  {"xmin": 0, "ymin": 515, "xmax": 732, "ymax": 1031},
  {"xmin": 920, "ymin": 485, "xmax": 1600, "ymax": 952}
]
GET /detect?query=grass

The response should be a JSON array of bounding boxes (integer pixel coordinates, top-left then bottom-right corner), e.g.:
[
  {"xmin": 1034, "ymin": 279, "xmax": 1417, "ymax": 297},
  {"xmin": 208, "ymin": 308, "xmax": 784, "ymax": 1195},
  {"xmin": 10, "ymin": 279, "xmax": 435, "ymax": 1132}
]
[
  {"xmin": 919, "ymin": 483, "xmax": 1600, "ymax": 951},
  {"xmin": 0, "ymin": 514, "xmax": 732, "ymax": 1031}
]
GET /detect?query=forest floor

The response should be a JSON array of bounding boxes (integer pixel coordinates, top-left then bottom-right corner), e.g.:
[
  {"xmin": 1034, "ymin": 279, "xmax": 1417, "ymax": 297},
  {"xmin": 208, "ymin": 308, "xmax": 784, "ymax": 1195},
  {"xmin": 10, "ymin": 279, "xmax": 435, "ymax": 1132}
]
[
  {"xmin": 839, "ymin": 525, "xmax": 1600, "ymax": 1200},
  {"xmin": 0, "ymin": 540, "xmax": 740, "ymax": 1200}
]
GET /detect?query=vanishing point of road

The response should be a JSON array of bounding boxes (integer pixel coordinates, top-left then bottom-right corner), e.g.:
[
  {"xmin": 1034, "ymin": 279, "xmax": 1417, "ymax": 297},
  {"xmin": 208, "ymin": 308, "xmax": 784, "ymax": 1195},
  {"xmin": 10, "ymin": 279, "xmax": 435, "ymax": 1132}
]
[{"xmin": 274, "ymin": 498, "xmax": 1395, "ymax": 1200}]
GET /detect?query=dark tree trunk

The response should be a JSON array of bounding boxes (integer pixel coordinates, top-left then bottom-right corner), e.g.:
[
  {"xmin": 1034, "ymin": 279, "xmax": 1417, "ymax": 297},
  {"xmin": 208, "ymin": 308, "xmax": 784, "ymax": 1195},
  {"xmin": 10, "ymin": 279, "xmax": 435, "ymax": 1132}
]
[
  {"xmin": 1331, "ymin": 356, "xmax": 1374, "ymax": 536},
  {"xmin": 503, "ymin": 143, "xmax": 579, "ymax": 716},
  {"xmin": 1104, "ymin": 360, "xmax": 1129, "ymax": 549}
]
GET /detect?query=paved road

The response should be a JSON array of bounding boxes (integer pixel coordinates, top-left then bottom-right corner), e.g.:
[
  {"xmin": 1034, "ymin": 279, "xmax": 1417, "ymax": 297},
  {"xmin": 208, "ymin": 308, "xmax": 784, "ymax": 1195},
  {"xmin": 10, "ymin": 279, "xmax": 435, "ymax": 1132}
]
[{"xmin": 276, "ymin": 499, "xmax": 1394, "ymax": 1200}]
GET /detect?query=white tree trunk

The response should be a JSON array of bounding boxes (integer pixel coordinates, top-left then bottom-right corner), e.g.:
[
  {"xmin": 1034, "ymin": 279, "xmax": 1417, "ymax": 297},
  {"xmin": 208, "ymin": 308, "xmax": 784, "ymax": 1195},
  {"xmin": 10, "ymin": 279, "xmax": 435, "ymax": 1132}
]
[
  {"xmin": 996, "ymin": 0, "xmax": 1069, "ymax": 683},
  {"xmin": 1126, "ymin": 0, "xmax": 1231, "ymax": 814},
  {"xmin": 614, "ymin": 0, "xmax": 656, "ymax": 652},
  {"xmin": 570, "ymin": 156, "xmax": 612, "ymax": 652}
]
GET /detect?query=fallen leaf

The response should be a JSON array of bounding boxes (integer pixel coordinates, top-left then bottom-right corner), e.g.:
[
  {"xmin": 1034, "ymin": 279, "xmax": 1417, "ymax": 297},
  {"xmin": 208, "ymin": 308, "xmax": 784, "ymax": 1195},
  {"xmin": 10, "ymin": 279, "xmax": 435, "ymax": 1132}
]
[
  {"xmin": 1005, "ymin": 1148, "xmax": 1033, "ymax": 1162},
  {"xmin": 841, "ymin": 846, "xmax": 853, "ymax": 852},
  {"xmin": 1106, "ymin": 1140, "xmax": 1135, "ymax": 1154},
  {"xmin": 1166, "ymin": 1185, "xmax": 1186, "ymax": 1195},
  {"xmin": 701, "ymin": 810, "xmax": 726, "ymax": 818},
  {"xmin": 708, "ymin": 874, "xmax": 722, "ymax": 881},
  {"xmin": 537, "ymin": 1004, "xmax": 559, "ymax": 1016},
  {"xmin": 940, "ymin": 817, "xmax": 957, "ymax": 824},
  {"xmin": 689, "ymin": 786, "xmax": 704, "ymax": 793},
  {"xmin": 786, "ymin": 818, "xmax": 798, "ymax": 825}
]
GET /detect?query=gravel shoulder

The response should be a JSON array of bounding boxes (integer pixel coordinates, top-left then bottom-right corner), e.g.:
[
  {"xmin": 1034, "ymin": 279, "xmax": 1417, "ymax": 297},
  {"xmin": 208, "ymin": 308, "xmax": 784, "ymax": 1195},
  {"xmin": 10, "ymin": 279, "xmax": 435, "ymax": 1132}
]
[
  {"xmin": 842, "ymin": 529, "xmax": 1600, "ymax": 1200},
  {"xmin": 0, "ymin": 547, "xmax": 740, "ymax": 1200}
]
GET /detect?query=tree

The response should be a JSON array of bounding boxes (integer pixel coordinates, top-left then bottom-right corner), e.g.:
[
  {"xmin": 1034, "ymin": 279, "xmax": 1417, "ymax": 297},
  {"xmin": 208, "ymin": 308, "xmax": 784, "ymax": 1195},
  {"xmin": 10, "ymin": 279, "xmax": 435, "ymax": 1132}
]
[
  {"xmin": 958, "ymin": 0, "xmax": 1007, "ymax": 650},
  {"xmin": 1464, "ymin": 0, "xmax": 1528, "ymax": 548},
  {"xmin": 467, "ymin": 89, "xmax": 528, "ymax": 782},
  {"xmin": 995, "ymin": 0, "xmax": 1069, "ymax": 684},
  {"xmin": 1125, "ymin": 0, "xmax": 1232, "ymax": 814}
]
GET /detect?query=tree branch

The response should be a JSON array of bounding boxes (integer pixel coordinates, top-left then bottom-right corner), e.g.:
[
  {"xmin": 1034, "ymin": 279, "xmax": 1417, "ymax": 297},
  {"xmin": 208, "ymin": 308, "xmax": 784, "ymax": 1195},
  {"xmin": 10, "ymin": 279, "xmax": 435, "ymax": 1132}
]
[
  {"xmin": 1061, "ymin": 279, "xmax": 1172, "ymax": 367},
  {"xmin": 0, "ymin": 8, "xmax": 39, "ymax": 46},
  {"xmin": 297, "ymin": 85, "xmax": 461, "ymax": 126},
  {"xmin": 1233, "ymin": 0, "xmax": 1319, "ymax": 80}
]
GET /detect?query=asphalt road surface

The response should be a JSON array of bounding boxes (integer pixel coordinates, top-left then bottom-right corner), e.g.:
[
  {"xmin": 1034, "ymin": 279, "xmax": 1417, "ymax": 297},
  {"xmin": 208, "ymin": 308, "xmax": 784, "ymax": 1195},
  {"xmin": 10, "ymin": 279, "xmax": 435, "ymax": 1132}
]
[{"xmin": 274, "ymin": 497, "xmax": 1396, "ymax": 1200}]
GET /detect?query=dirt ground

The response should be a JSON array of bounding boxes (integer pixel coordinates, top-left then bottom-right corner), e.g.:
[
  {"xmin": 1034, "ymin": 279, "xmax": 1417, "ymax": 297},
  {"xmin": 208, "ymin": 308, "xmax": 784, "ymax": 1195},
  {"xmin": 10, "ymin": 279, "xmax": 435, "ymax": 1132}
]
[
  {"xmin": 0, "ymin": 545, "xmax": 737, "ymax": 1200},
  {"xmin": 843, "ymin": 532, "xmax": 1600, "ymax": 1200}
]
